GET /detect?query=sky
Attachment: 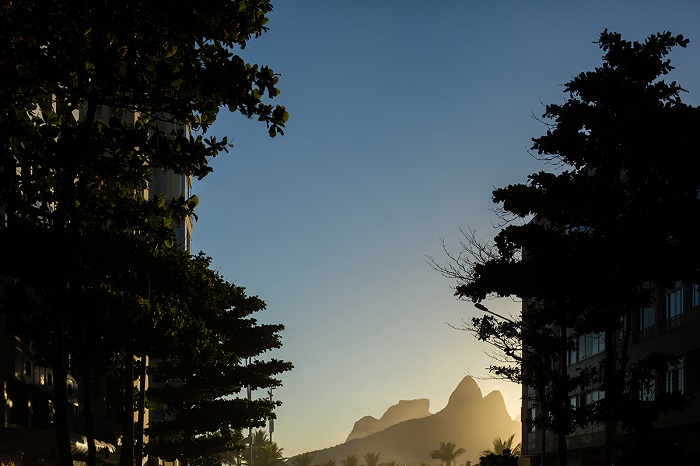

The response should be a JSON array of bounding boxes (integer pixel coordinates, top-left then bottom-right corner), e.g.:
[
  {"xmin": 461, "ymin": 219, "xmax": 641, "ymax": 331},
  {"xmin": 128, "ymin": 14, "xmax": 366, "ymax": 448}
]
[{"xmin": 191, "ymin": 1, "xmax": 700, "ymax": 457}]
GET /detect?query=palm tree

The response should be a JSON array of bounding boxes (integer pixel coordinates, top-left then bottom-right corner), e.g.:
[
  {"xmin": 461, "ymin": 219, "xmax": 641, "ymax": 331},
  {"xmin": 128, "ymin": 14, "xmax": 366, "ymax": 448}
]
[
  {"xmin": 480, "ymin": 434, "xmax": 521, "ymax": 457},
  {"xmin": 292, "ymin": 453, "xmax": 315, "ymax": 466},
  {"xmin": 430, "ymin": 442, "xmax": 466, "ymax": 466},
  {"xmin": 340, "ymin": 455, "xmax": 360, "ymax": 466},
  {"xmin": 251, "ymin": 430, "xmax": 285, "ymax": 466},
  {"xmin": 364, "ymin": 453, "xmax": 380, "ymax": 466}
]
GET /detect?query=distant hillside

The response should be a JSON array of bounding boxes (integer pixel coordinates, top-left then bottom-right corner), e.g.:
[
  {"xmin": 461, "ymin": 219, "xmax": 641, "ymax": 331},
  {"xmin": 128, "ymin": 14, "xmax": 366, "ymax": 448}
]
[
  {"xmin": 346, "ymin": 399, "xmax": 431, "ymax": 442},
  {"xmin": 293, "ymin": 376, "xmax": 520, "ymax": 466}
]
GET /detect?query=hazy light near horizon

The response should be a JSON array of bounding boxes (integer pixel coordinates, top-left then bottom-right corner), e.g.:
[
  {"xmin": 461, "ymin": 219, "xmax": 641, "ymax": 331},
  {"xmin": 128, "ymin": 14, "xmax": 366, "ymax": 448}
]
[{"xmin": 194, "ymin": 0, "xmax": 700, "ymax": 457}]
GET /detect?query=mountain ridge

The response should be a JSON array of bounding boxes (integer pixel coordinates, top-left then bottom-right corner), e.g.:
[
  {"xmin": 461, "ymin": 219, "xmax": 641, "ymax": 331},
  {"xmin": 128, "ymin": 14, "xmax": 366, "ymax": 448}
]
[
  {"xmin": 346, "ymin": 398, "xmax": 431, "ymax": 442},
  {"xmin": 292, "ymin": 376, "xmax": 520, "ymax": 466}
]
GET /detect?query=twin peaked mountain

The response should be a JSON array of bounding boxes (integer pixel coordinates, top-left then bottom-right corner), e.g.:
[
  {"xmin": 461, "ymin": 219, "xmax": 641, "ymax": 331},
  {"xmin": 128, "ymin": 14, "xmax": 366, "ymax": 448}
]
[{"xmin": 301, "ymin": 376, "xmax": 520, "ymax": 465}]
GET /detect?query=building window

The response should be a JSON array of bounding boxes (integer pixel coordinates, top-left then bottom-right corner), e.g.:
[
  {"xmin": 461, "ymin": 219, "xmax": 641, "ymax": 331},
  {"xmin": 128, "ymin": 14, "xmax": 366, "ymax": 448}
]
[
  {"xmin": 635, "ymin": 303, "xmax": 656, "ymax": 340},
  {"xmin": 665, "ymin": 281, "xmax": 684, "ymax": 324},
  {"xmin": 47, "ymin": 372, "xmax": 53, "ymax": 387},
  {"xmin": 570, "ymin": 395, "xmax": 579, "ymax": 409},
  {"xmin": 692, "ymin": 284, "xmax": 700, "ymax": 309},
  {"xmin": 24, "ymin": 361, "xmax": 32, "ymax": 377},
  {"xmin": 585, "ymin": 389, "xmax": 605, "ymax": 408},
  {"xmin": 569, "ymin": 331, "xmax": 605, "ymax": 364},
  {"xmin": 666, "ymin": 358, "xmax": 684, "ymax": 395},
  {"xmin": 666, "ymin": 282, "xmax": 683, "ymax": 319},
  {"xmin": 528, "ymin": 407, "xmax": 537, "ymax": 432}
]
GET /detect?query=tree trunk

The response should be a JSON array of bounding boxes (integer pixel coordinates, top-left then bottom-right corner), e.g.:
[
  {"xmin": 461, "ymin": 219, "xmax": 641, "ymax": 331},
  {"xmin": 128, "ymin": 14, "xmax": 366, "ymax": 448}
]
[
  {"xmin": 52, "ymin": 257, "xmax": 73, "ymax": 466},
  {"xmin": 134, "ymin": 355, "xmax": 147, "ymax": 465},
  {"xmin": 120, "ymin": 350, "xmax": 134, "ymax": 466},
  {"xmin": 556, "ymin": 331, "xmax": 569, "ymax": 466},
  {"xmin": 557, "ymin": 433, "xmax": 567, "ymax": 466},
  {"xmin": 53, "ymin": 329, "xmax": 73, "ymax": 466},
  {"xmin": 82, "ymin": 364, "xmax": 97, "ymax": 466},
  {"xmin": 50, "ymin": 95, "xmax": 99, "ymax": 466},
  {"xmin": 540, "ymin": 428, "xmax": 546, "ymax": 466},
  {"xmin": 603, "ymin": 322, "xmax": 618, "ymax": 466}
]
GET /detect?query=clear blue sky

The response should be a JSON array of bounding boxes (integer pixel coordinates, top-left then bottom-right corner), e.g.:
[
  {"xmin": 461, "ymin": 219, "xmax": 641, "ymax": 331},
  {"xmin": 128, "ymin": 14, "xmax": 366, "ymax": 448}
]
[{"xmin": 192, "ymin": 1, "xmax": 700, "ymax": 457}]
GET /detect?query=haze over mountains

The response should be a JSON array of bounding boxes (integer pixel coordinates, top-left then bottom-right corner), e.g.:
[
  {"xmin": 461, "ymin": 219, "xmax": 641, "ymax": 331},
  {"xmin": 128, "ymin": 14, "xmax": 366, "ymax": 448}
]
[{"xmin": 295, "ymin": 376, "xmax": 520, "ymax": 465}]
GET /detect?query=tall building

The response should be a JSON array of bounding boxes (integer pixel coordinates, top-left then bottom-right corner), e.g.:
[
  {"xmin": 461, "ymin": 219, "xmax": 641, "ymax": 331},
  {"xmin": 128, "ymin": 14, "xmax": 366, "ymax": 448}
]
[
  {"xmin": 520, "ymin": 283, "xmax": 700, "ymax": 466},
  {"xmin": 0, "ymin": 105, "xmax": 193, "ymax": 465}
]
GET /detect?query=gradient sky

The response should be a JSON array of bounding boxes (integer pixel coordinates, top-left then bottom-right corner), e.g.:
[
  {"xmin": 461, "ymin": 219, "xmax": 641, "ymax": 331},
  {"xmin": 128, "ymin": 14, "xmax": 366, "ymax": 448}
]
[{"xmin": 191, "ymin": 1, "xmax": 700, "ymax": 457}]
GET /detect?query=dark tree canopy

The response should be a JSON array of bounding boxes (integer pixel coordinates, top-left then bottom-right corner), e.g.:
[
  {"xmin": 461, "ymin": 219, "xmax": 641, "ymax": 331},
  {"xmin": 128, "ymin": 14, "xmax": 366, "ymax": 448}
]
[
  {"xmin": 0, "ymin": 1, "xmax": 290, "ymax": 465},
  {"xmin": 439, "ymin": 30, "xmax": 699, "ymax": 466},
  {"xmin": 466, "ymin": 30, "xmax": 699, "ymax": 310},
  {"xmin": 146, "ymin": 255, "xmax": 292, "ymax": 466}
]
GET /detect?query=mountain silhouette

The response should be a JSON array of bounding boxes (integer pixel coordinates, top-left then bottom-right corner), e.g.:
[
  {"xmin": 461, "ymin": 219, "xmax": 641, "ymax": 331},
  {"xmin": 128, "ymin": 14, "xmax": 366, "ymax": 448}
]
[
  {"xmin": 294, "ymin": 376, "xmax": 520, "ymax": 465},
  {"xmin": 346, "ymin": 399, "xmax": 431, "ymax": 442}
]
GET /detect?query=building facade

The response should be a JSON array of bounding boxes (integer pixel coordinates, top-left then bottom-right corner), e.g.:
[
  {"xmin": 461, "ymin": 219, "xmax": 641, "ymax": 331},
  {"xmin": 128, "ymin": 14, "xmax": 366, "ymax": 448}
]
[
  {"xmin": 0, "ymin": 105, "xmax": 192, "ymax": 465},
  {"xmin": 521, "ymin": 282, "xmax": 700, "ymax": 466}
]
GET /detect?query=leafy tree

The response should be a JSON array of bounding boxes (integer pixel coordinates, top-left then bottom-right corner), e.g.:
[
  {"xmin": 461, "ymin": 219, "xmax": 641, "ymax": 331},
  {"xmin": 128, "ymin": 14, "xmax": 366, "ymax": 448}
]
[
  {"xmin": 320, "ymin": 460, "xmax": 337, "ymax": 466},
  {"xmin": 0, "ymin": 0, "xmax": 288, "ymax": 465},
  {"xmin": 480, "ymin": 435, "xmax": 520, "ymax": 457},
  {"xmin": 432, "ymin": 231, "xmax": 595, "ymax": 466},
  {"xmin": 440, "ymin": 30, "xmax": 698, "ymax": 466},
  {"xmin": 430, "ymin": 442, "xmax": 465, "ymax": 466},
  {"xmin": 145, "ymin": 255, "xmax": 292, "ymax": 466}
]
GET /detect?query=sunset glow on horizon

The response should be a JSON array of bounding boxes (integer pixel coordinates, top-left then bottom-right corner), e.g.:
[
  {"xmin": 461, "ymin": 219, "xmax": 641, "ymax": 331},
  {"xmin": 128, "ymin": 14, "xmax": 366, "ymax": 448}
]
[{"xmin": 193, "ymin": 1, "xmax": 700, "ymax": 457}]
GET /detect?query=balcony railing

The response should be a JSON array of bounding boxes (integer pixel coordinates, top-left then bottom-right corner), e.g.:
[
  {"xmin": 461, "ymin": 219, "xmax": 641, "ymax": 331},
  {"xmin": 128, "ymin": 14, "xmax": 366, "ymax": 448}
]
[{"xmin": 658, "ymin": 313, "xmax": 685, "ymax": 333}]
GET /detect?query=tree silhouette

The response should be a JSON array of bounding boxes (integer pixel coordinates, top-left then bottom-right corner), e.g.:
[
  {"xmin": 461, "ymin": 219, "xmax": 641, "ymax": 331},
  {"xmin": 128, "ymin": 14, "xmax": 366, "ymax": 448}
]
[
  {"xmin": 0, "ymin": 0, "xmax": 288, "ymax": 464},
  {"xmin": 436, "ymin": 29, "xmax": 698, "ymax": 466},
  {"xmin": 430, "ymin": 442, "xmax": 465, "ymax": 466},
  {"xmin": 145, "ymin": 255, "xmax": 292, "ymax": 465},
  {"xmin": 292, "ymin": 453, "xmax": 315, "ymax": 466},
  {"xmin": 478, "ymin": 452, "xmax": 517, "ymax": 466},
  {"xmin": 364, "ymin": 453, "xmax": 380, "ymax": 466},
  {"xmin": 340, "ymin": 455, "xmax": 360, "ymax": 466},
  {"xmin": 480, "ymin": 435, "xmax": 521, "ymax": 457},
  {"xmin": 251, "ymin": 430, "xmax": 285, "ymax": 466}
]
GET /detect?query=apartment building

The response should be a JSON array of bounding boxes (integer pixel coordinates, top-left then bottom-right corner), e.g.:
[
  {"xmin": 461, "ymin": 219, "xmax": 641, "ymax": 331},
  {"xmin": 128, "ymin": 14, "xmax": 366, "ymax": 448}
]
[
  {"xmin": 0, "ymin": 105, "xmax": 192, "ymax": 464},
  {"xmin": 521, "ymin": 283, "xmax": 700, "ymax": 465}
]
